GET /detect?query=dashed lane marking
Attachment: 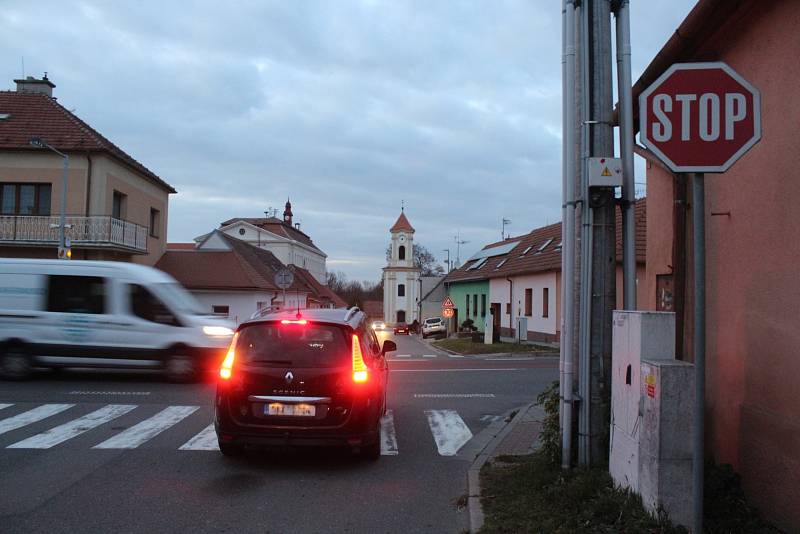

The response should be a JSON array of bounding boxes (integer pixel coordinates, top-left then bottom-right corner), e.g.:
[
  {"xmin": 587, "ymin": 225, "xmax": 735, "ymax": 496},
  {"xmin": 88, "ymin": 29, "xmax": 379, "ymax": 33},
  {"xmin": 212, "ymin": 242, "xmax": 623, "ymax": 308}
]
[
  {"xmin": 180, "ymin": 424, "xmax": 219, "ymax": 451},
  {"xmin": 8, "ymin": 404, "xmax": 136, "ymax": 449},
  {"xmin": 414, "ymin": 394, "xmax": 496, "ymax": 398},
  {"xmin": 380, "ymin": 410, "xmax": 398, "ymax": 456},
  {"xmin": 0, "ymin": 404, "xmax": 75, "ymax": 437},
  {"xmin": 395, "ymin": 354, "xmax": 411, "ymax": 358},
  {"xmin": 425, "ymin": 409, "xmax": 473, "ymax": 456},
  {"xmin": 448, "ymin": 354, "xmax": 465, "ymax": 358},
  {"xmin": 69, "ymin": 391, "xmax": 151, "ymax": 396},
  {"xmin": 392, "ymin": 368, "xmax": 524, "ymax": 373},
  {"xmin": 422, "ymin": 354, "xmax": 437, "ymax": 358},
  {"xmin": 94, "ymin": 406, "xmax": 199, "ymax": 449}
]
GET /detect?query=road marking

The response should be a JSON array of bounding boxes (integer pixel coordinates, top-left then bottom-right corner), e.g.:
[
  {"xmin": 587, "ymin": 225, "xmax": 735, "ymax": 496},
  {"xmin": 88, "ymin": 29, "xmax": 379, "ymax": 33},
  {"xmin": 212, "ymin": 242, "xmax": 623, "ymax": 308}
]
[
  {"xmin": 94, "ymin": 406, "xmax": 199, "ymax": 449},
  {"xmin": 0, "ymin": 404, "xmax": 75, "ymax": 437},
  {"xmin": 448, "ymin": 354, "xmax": 465, "ymax": 358},
  {"xmin": 0, "ymin": 403, "xmax": 13, "ymax": 411},
  {"xmin": 425, "ymin": 409, "xmax": 473, "ymax": 456},
  {"xmin": 480, "ymin": 415, "xmax": 504, "ymax": 423},
  {"xmin": 69, "ymin": 391, "xmax": 151, "ymax": 396},
  {"xmin": 8, "ymin": 404, "xmax": 136, "ymax": 449},
  {"xmin": 422, "ymin": 354, "xmax": 437, "ymax": 358},
  {"xmin": 380, "ymin": 410, "xmax": 398, "ymax": 456},
  {"xmin": 392, "ymin": 368, "xmax": 524, "ymax": 373},
  {"xmin": 179, "ymin": 424, "xmax": 219, "ymax": 451},
  {"xmin": 414, "ymin": 394, "xmax": 495, "ymax": 398},
  {"xmin": 395, "ymin": 354, "xmax": 411, "ymax": 358}
]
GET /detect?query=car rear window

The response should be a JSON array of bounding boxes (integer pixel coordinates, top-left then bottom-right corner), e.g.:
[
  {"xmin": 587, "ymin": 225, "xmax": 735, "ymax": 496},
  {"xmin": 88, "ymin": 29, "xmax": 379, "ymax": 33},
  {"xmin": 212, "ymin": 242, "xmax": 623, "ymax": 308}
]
[{"xmin": 236, "ymin": 322, "xmax": 349, "ymax": 368}]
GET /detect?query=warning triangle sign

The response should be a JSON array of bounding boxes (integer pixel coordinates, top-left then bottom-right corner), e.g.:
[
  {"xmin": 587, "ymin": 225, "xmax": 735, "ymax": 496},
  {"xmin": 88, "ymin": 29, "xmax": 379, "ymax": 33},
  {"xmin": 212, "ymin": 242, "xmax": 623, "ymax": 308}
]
[
  {"xmin": 601, "ymin": 166, "xmax": 612, "ymax": 177},
  {"xmin": 442, "ymin": 296, "xmax": 455, "ymax": 309}
]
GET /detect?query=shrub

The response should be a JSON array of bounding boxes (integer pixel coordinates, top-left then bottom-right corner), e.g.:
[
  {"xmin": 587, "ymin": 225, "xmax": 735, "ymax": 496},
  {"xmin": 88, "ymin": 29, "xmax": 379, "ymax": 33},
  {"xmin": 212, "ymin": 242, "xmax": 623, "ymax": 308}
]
[{"xmin": 536, "ymin": 380, "xmax": 561, "ymax": 465}]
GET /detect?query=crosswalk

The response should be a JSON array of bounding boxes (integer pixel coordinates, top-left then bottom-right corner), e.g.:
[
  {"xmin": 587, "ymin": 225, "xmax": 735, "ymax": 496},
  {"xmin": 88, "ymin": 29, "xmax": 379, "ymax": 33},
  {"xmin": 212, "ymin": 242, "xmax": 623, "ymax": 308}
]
[{"xmin": 0, "ymin": 403, "xmax": 478, "ymax": 457}]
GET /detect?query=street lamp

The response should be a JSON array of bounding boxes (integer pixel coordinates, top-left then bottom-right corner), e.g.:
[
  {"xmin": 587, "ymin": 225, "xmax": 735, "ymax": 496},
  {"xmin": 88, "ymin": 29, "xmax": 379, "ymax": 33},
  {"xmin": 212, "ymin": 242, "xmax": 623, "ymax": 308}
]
[
  {"xmin": 442, "ymin": 249, "xmax": 451, "ymax": 273},
  {"xmin": 30, "ymin": 137, "xmax": 70, "ymax": 259}
]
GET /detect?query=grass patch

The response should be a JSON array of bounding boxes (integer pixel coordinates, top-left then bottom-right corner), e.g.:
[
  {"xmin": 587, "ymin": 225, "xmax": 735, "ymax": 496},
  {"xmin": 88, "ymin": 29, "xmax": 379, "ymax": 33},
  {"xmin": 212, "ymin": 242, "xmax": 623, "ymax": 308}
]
[
  {"xmin": 480, "ymin": 451, "xmax": 683, "ymax": 533},
  {"xmin": 431, "ymin": 338, "xmax": 557, "ymax": 355}
]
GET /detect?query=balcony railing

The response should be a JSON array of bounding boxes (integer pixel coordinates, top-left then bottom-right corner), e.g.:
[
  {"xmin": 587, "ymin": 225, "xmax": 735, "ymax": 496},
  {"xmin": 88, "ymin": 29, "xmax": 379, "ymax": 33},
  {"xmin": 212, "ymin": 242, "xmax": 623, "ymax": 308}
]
[{"xmin": 0, "ymin": 215, "xmax": 149, "ymax": 253}]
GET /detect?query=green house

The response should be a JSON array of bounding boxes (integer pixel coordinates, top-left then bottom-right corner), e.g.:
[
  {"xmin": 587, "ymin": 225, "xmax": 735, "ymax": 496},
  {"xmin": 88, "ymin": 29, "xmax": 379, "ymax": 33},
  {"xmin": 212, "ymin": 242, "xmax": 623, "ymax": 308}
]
[{"xmin": 443, "ymin": 278, "xmax": 490, "ymax": 332}]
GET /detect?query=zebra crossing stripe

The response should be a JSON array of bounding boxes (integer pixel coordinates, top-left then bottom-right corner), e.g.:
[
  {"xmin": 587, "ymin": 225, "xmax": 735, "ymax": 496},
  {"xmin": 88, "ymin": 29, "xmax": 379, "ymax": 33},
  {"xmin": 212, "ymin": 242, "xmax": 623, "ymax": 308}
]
[
  {"xmin": 7, "ymin": 405, "xmax": 136, "ymax": 449},
  {"xmin": 380, "ymin": 410, "xmax": 398, "ymax": 456},
  {"xmin": 0, "ymin": 404, "xmax": 13, "ymax": 411},
  {"xmin": 94, "ymin": 406, "xmax": 199, "ymax": 449},
  {"xmin": 424, "ymin": 409, "xmax": 473, "ymax": 456},
  {"xmin": 0, "ymin": 404, "xmax": 75, "ymax": 437},
  {"xmin": 179, "ymin": 424, "xmax": 219, "ymax": 451}
]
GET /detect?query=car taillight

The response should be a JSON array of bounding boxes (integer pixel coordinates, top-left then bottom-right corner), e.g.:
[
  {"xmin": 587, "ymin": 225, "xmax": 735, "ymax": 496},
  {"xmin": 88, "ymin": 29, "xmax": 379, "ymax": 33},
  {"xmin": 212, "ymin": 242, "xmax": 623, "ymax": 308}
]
[
  {"xmin": 351, "ymin": 334, "xmax": 368, "ymax": 383},
  {"xmin": 281, "ymin": 319, "xmax": 308, "ymax": 325},
  {"xmin": 219, "ymin": 331, "xmax": 239, "ymax": 380}
]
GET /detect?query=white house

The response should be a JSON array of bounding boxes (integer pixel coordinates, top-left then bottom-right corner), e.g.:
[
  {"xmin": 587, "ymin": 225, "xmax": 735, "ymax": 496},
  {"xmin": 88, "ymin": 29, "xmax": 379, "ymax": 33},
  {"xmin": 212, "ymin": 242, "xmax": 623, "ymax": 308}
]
[{"xmin": 382, "ymin": 211, "xmax": 421, "ymax": 325}]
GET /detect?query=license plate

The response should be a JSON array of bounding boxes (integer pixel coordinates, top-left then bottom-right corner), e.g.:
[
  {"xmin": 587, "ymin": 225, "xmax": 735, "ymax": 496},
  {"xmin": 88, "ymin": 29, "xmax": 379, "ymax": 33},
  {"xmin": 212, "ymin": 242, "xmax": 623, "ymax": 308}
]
[{"xmin": 266, "ymin": 403, "xmax": 316, "ymax": 417}]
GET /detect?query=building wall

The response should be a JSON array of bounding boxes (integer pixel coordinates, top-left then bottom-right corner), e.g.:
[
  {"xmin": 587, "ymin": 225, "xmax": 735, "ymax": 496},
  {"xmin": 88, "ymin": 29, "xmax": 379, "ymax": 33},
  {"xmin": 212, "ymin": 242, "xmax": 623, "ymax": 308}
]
[
  {"xmin": 0, "ymin": 151, "xmax": 90, "ymax": 216},
  {"xmin": 615, "ymin": 264, "xmax": 647, "ymax": 311},
  {"xmin": 490, "ymin": 272, "xmax": 558, "ymax": 341},
  {"xmin": 643, "ymin": 2, "xmax": 800, "ymax": 528},
  {"xmin": 419, "ymin": 276, "xmax": 445, "ymax": 322},
  {"xmin": 445, "ymin": 280, "xmax": 489, "ymax": 331},
  {"xmin": 383, "ymin": 269, "xmax": 420, "ymax": 324},
  {"xmin": 190, "ymin": 290, "xmax": 276, "ymax": 325}
]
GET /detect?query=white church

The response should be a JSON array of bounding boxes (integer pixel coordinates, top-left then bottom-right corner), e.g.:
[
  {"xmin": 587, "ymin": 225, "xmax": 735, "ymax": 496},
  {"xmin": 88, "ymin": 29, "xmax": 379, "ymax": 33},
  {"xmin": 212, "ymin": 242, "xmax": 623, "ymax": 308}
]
[{"xmin": 382, "ymin": 210, "xmax": 421, "ymax": 325}]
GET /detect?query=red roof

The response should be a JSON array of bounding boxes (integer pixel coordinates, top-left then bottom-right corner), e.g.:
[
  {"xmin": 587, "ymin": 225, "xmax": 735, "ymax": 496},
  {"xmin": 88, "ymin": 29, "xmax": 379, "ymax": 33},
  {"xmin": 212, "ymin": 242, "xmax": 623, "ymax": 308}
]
[
  {"xmin": 0, "ymin": 91, "xmax": 175, "ymax": 193},
  {"xmin": 445, "ymin": 199, "xmax": 647, "ymax": 282},
  {"xmin": 390, "ymin": 212, "xmax": 415, "ymax": 233},
  {"xmin": 166, "ymin": 243, "xmax": 196, "ymax": 250}
]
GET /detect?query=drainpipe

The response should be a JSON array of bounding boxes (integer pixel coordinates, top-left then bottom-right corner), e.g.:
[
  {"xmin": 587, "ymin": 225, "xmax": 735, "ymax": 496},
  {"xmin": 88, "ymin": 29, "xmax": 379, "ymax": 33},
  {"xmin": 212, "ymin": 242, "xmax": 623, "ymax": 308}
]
[
  {"xmin": 561, "ymin": 0, "xmax": 577, "ymax": 470},
  {"xmin": 615, "ymin": 0, "xmax": 636, "ymax": 310},
  {"xmin": 84, "ymin": 152, "xmax": 92, "ymax": 217},
  {"xmin": 506, "ymin": 277, "xmax": 514, "ymax": 339}
]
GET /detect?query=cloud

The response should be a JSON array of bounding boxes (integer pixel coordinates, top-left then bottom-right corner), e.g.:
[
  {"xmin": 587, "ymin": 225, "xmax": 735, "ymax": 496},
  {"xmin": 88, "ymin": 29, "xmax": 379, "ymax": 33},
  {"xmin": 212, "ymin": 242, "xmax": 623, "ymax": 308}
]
[{"xmin": 1, "ymin": 0, "xmax": 697, "ymax": 279}]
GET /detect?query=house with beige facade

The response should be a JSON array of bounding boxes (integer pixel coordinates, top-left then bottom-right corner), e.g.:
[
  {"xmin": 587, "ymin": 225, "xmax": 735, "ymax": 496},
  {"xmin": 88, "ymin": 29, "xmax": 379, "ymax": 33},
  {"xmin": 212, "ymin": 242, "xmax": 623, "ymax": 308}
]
[{"xmin": 0, "ymin": 75, "xmax": 174, "ymax": 264}]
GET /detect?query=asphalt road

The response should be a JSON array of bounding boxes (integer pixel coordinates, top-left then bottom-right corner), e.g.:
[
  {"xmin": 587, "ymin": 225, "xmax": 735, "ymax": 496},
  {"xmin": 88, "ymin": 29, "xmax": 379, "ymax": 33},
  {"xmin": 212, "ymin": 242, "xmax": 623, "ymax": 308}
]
[{"xmin": 0, "ymin": 332, "xmax": 558, "ymax": 534}]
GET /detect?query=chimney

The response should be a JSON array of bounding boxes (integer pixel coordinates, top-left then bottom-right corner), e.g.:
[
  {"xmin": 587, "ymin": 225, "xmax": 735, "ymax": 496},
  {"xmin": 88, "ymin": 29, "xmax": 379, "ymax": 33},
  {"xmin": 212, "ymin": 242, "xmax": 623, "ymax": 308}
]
[
  {"xmin": 14, "ymin": 73, "xmax": 55, "ymax": 97},
  {"xmin": 294, "ymin": 223, "xmax": 301, "ymax": 230}
]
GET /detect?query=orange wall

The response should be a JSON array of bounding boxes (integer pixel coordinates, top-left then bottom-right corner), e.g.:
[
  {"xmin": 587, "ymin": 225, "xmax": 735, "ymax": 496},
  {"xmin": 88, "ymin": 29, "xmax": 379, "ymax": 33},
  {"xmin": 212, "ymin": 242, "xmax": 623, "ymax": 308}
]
[{"xmin": 643, "ymin": 2, "xmax": 800, "ymax": 528}]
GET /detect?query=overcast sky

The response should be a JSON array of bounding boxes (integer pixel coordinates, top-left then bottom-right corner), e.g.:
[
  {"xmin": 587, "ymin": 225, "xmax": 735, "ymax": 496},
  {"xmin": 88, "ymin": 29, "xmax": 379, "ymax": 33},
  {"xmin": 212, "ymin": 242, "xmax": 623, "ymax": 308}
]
[{"xmin": 2, "ymin": 1, "xmax": 696, "ymax": 281}]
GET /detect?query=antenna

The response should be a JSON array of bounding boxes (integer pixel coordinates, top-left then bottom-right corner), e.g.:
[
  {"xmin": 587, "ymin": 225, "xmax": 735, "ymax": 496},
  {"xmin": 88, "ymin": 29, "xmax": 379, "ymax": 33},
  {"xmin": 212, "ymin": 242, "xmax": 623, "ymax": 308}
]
[
  {"xmin": 454, "ymin": 232, "xmax": 470, "ymax": 266},
  {"xmin": 21, "ymin": 57, "xmax": 25, "ymax": 78},
  {"xmin": 502, "ymin": 218, "xmax": 511, "ymax": 240}
]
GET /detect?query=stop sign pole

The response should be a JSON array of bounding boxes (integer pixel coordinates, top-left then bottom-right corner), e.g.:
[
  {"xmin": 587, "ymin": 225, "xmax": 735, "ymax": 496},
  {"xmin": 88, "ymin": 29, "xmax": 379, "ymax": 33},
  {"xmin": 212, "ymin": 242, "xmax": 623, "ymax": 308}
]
[{"xmin": 639, "ymin": 62, "xmax": 761, "ymax": 533}]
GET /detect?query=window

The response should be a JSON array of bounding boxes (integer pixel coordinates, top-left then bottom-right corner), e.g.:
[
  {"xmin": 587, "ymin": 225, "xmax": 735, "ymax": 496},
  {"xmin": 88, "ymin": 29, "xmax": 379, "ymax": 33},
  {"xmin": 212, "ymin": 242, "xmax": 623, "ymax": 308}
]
[
  {"xmin": 537, "ymin": 238, "xmax": 554, "ymax": 253},
  {"xmin": 213, "ymin": 305, "xmax": 230, "ymax": 317},
  {"xmin": 494, "ymin": 259, "xmax": 507, "ymax": 270},
  {"xmin": 397, "ymin": 310, "xmax": 406, "ymax": 323},
  {"xmin": 525, "ymin": 288, "xmax": 533, "ymax": 316},
  {"xmin": 130, "ymin": 284, "xmax": 179, "ymax": 325},
  {"xmin": 505, "ymin": 302, "xmax": 511, "ymax": 315},
  {"xmin": 149, "ymin": 208, "xmax": 160, "ymax": 238},
  {"xmin": 47, "ymin": 275, "xmax": 106, "ymax": 314},
  {"xmin": 466, "ymin": 295, "xmax": 470, "ymax": 317},
  {"xmin": 473, "ymin": 294, "xmax": 478, "ymax": 317},
  {"xmin": 398, "ymin": 284, "xmax": 405, "ymax": 297},
  {"xmin": 235, "ymin": 323, "xmax": 349, "ymax": 368},
  {"xmin": 112, "ymin": 190, "xmax": 127, "ymax": 219},
  {"xmin": 542, "ymin": 288, "xmax": 550, "ymax": 317},
  {"xmin": 520, "ymin": 246, "xmax": 533, "ymax": 256},
  {"xmin": 398, "ymin": 245, "xmax": 406, "ymax": 260},
  {"xmin": 481, "ymin": 294, "xmax": 486, "ymax": 317},
  {"xmin": 0, "ymin": 183, "xmax": 52, "ymax": 215}
]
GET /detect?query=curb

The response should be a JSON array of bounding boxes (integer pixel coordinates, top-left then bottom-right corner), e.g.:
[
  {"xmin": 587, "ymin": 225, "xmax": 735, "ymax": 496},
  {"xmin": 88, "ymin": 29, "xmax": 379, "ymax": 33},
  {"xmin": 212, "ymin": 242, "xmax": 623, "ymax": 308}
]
[{"xmin": 466, "ymin": 401, "xmax": 537, "ymax": 533}]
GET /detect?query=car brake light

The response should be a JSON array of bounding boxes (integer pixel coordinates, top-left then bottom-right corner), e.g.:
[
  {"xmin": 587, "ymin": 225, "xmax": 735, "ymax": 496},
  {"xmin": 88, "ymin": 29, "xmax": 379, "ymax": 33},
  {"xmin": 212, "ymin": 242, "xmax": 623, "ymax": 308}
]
[
  {"xmin": 351, "ymin": 334, "xmax": 368, "ymax": 383},
  {"xmin": 219, "ymin": 331, "xmax": 239, "ymax": 380},
  {"xmin": 281, "ymin": 319, "xmax": 308, "ymax": 325}
]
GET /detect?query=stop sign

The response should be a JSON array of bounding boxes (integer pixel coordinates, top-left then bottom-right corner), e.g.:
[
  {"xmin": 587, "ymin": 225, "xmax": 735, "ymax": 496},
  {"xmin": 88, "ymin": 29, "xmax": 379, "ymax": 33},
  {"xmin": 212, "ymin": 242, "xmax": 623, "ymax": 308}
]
[{"xmin": 639, "ymin": 62, "xmax": 761, "ymax": 173}]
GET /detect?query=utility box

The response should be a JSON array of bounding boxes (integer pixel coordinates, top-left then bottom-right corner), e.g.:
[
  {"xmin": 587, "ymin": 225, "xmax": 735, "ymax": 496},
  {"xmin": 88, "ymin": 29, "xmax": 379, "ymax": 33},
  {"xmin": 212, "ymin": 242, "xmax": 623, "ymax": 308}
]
[
  {"xmin": 588, "ymin": 157, "xmax": 623, "ymax": 187},
  {"xmin": 516, "ymin": 317, "xmax": 528, "ymax": 343},
  {"xmin": 639, "ymin": 359, "xmax": 694, "ymax": 528},
  {"xmin": 610, "ymin": 311, "xmax": 675, "ymax": 492}
]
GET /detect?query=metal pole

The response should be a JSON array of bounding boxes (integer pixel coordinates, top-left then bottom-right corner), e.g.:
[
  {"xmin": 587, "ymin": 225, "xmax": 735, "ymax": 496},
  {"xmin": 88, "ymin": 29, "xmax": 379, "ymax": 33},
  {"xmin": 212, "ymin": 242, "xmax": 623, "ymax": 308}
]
[
  {"xmin": 692, "ymin": 172, "xmax": 706, "ymax": 534},
  {"xmin": 615, "ymin": 0, "xmax": 636, "ymax": 310},
  {"xmin": 59, "ymin": 153, "xmax": 69, "ymax": 256},
  {"xmin": 561, "ymin": 0, "xmax": 577, "ymax": 469}
]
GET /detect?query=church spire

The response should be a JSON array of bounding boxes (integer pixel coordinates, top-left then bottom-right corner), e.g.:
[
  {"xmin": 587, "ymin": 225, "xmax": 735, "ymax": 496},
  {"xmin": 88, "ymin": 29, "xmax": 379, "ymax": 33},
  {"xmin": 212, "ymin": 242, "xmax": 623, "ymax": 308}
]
[{"xmin": 283, "ymin": 197, "xmax": 293, "ymax": 225}]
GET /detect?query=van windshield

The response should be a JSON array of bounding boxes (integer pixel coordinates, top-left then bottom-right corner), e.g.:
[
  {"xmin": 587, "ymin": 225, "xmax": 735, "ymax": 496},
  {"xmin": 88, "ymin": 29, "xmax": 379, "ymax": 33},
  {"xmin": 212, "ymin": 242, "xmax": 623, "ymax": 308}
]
[{"xmin": 153, "ymin": 283, "xmax": 207, "ymax": 315}]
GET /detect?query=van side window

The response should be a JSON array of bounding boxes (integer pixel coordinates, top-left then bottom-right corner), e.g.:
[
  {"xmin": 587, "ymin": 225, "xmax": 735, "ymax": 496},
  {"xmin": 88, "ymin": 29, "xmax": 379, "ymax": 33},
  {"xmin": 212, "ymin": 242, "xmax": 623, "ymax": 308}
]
[
  {"xmin": 129, "ymin": 284, "xmax": 179, "ymax": 326},
  {"xmin": 47, "ymin": 275, "xmax": 106, "ymax": 314}
]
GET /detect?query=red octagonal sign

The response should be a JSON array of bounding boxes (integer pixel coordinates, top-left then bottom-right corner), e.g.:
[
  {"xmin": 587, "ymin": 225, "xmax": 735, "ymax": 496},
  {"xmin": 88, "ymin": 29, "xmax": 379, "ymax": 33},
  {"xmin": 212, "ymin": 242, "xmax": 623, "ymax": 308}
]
[{"xmin": 639, "ymin": 62, "xmax": 761, "ymax": 173}]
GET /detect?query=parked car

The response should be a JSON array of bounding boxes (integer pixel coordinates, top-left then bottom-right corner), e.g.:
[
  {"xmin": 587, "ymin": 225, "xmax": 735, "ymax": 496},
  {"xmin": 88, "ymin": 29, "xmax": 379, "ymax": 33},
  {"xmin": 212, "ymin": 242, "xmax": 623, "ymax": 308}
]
[
  {"xmin": 393, "ymin": 322, "xmax": 409, "ymax": 335},
  {"xmin": 0, "ymin": 259, "xmax": 235, "ymax": 381},
  {"xmin": 215, "ymin": 307, "xmax": 396, "ymax": 458},
  {"xmin": 421, "ymin": 317, "xmax": 446, "ymax": 339},
  {"xmin": 371, "ymin": 320, "xmax": 386, "ymax": 330}
]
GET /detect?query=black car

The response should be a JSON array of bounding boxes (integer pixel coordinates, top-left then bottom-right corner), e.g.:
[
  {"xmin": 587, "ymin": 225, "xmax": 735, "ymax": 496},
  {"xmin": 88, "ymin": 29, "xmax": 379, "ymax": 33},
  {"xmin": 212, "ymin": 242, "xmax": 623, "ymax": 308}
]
[{"xmin": 215, "ymin": 307, "xmax": 395, "ymax": 459}]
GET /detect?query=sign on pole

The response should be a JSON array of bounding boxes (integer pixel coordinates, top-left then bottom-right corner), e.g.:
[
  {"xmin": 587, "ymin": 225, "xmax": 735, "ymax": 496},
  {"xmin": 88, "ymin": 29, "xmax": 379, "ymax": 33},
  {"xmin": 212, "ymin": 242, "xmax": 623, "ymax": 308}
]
[
  {"xmin": 639, "ymin": 62, "xmax": 761, "ymax": 173},
  {"xmin": 442, "ymin": 296, "xmax": 455, "ymax": 309},
  {"xmin": 274, "ymin": 269, "xmax": 294, "ymax": 289},
  {"xmin": 442, "ymin": 308, "xmax": 454, "ymax": 319}
]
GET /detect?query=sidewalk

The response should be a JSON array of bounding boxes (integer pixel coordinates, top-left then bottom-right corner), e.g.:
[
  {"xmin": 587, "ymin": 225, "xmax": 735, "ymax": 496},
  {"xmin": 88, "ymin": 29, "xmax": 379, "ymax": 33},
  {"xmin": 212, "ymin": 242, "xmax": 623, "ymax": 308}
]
[{"xmin": 467, "ymin": 402, "xmax": 545, "ymax": 533}]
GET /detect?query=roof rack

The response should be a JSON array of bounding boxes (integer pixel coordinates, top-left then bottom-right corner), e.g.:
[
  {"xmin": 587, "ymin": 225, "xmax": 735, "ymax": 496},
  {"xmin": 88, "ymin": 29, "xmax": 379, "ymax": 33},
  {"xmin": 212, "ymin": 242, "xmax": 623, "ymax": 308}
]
[{"xmin": 344, "ymin": 306, "xmax": 362, "ymax": 322}]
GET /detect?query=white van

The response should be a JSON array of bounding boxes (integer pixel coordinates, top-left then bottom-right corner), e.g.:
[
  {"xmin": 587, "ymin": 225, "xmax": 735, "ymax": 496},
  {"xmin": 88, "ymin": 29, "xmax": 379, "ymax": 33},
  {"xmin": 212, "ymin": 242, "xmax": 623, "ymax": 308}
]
[{"xmin": 0, "ymin": 258, "xmax": 235, "ymax": 381}]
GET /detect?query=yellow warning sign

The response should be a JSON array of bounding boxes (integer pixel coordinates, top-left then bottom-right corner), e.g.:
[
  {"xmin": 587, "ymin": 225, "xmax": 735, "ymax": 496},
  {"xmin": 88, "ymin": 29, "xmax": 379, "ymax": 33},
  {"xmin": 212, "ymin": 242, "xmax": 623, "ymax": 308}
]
[{"xmin": 601, "ymin": 167, "xmax": 612, "ymax": 177}]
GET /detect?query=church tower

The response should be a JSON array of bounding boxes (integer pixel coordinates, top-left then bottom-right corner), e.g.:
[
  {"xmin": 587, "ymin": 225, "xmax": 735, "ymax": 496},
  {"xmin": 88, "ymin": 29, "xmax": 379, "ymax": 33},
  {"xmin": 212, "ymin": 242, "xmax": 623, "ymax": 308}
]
[{"xmin": 383, "ymin": 210, "xmax": 421, "ymax": 325}]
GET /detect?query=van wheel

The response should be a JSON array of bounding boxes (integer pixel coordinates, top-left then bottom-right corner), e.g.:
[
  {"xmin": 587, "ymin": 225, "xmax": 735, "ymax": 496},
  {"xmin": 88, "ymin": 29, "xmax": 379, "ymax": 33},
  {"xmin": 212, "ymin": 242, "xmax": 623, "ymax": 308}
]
[
  {"xmin": 164, "ymin": 351, "xmax": 198, "ymax": 383},
  {"xmin": 1, "ymin": 345, "xmax": 33, "ymax": 381}
]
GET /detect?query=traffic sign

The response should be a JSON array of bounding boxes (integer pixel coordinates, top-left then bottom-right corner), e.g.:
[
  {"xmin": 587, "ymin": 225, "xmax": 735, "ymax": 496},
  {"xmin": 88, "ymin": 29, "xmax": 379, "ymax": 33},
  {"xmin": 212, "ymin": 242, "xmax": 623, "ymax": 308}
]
[
  {"xmin": 442, "ymin": 308, "xmax": 454, "ymax": 318},
  {"xmin": 639, "ymin": 62, "xmax": 761, "ymax": 173},
  {"xmin": 274, "ymin": 268, "xmax": 294, "ymax": 289},
  {"xmin": 442, "ymin": 296, "xmax": 454, "ymax": 309}
]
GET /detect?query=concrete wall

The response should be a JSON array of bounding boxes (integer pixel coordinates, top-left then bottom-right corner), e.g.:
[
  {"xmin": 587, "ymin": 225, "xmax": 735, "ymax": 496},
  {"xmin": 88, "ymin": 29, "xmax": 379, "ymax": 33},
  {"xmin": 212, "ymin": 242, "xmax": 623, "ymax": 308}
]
[
  {"xmin": 420, "ymin": 276, "xmax": 445, "ymax": 322},
  {"xmin": 490, "ymin": 272, "xmax": 558, "ymax": 340},
  {"xmin": 643, "ymin": 2, "xmax": 800, "ymax": 528}
]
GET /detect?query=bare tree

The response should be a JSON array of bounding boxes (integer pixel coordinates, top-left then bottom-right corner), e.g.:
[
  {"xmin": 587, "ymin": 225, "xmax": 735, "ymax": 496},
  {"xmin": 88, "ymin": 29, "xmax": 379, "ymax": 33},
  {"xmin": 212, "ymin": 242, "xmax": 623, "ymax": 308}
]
[{"xmin": 385, "ymin": 243, "xmax": 443, "ymax": 276}]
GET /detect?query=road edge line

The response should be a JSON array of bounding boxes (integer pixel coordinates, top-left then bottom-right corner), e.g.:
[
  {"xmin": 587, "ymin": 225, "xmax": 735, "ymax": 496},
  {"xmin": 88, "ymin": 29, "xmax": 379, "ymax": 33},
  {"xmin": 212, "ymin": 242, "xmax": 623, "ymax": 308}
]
[{"xmin": 466, "ymin": 401, "xmax": 535, "ymax": 534}]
